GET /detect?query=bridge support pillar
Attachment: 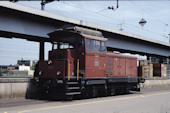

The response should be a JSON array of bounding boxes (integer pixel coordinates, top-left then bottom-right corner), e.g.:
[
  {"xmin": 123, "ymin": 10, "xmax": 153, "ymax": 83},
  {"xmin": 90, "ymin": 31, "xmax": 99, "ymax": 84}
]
[{"xmin": 39, "ymin": 40, "xmax": 44, "ymax": 60}]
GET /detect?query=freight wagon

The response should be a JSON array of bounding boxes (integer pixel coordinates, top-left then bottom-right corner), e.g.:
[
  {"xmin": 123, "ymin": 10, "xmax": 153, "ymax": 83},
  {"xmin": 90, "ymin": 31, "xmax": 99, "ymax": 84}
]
[{"xmin": 32, "ymin": 26, "xmax": 144, "ymax": 99}]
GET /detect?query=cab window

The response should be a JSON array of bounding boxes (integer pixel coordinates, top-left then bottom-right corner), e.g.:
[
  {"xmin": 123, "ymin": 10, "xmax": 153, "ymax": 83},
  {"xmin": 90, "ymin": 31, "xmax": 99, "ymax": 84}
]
[
  {"xmin": 78, "ymin": 37, "xmax": 84, "ymax": 48},
  {"xmin": 86, "ymin": 38, "xmax": 106, "ymax": 53},
  {"xmin": 91, "ymin": 40, "xmax": 95, "ymax": 52},
  {"xmin": 52, "ymin": 36, "xmax": 79, "ymax": 50},
  {"xmin": 96, "ymin": 40, "xmax": 101, "ymax": 52},
  {"xmin": 86, "ymin": 38, "xmax": 91, "ymax": 52},
  {"xmin": 53, "ymin": 43, "xmax": 58, "ymax": 50},
  {"xmin": 101, "ymin": 41, "xmax": 106, "ymax": 53}
]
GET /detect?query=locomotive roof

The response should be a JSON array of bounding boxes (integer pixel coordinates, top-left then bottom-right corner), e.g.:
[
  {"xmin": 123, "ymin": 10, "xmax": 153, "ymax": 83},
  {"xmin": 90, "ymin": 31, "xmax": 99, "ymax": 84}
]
[
  {"xmin": 48, "ymin": 26, "xmax": 108, "ymax": 42},
  {"xmin": 65, "ymin": 26, "xmax": 103, "ymax": 37},
  {"xmin": 81, "ymin": 34, "xmax": 107, "ymax": 41}
]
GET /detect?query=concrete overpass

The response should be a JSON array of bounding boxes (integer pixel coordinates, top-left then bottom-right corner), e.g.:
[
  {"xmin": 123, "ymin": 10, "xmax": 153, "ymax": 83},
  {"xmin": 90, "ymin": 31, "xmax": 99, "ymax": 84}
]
[{"xmin": 0, "ymin": 2, "xmax": 170, "ymax": 61}]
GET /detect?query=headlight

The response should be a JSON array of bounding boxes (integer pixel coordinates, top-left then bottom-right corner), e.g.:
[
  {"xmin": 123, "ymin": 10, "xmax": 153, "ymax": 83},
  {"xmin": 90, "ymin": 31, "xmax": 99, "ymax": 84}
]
[
  {"xmin": 39, "ymin": 71, "xmax": 42, "ymax": 75},
  {"xmin": 48, "ymin": 60, "xmax": 52, "ymax": 65},
  {"xmin": 56, "ymin": 71, "xmax": 61, "ymax": 76}
]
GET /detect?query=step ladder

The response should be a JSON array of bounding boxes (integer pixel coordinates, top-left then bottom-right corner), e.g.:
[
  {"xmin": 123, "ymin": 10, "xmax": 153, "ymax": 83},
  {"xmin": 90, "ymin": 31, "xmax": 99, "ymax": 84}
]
[{"xmin": 65, "ymin": 79, "xmax": 81, "ymax": 96}]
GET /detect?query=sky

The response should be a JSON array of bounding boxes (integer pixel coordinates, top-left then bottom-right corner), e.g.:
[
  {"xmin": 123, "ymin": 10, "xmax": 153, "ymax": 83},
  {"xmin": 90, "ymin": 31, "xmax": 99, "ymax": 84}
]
[{"xmin": 0, "ymin": 1, "xmax": 170, "ymax": 65}]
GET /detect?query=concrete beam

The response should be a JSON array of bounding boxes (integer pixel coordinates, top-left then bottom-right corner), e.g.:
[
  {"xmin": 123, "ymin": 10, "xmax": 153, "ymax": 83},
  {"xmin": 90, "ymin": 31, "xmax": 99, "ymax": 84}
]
[{"xmin": 106, "ymin": 34, "xmax": 170, "ymax": 57}]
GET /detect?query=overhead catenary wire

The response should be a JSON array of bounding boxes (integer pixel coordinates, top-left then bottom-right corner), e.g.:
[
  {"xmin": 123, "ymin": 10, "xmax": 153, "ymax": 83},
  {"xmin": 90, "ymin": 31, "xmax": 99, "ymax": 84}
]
[
  {"xmin": 125, "ymin": 24, "xmax": 167, "ymax": 39},
  {"xmin": 97, "ymin": 8, "xmax": 108, "ymax": 13},
  {"xmin": 129, "ymin": 0, "xmax": 170, "ymax": 38},
  {"xmin": 61, "ymin": 1, "xmax": 124, "ymax": 24},
  {"xmin": 61, "ymin": 2, "xmax": 165, "ymax": 36},
  {"xmin": 60, "ymin": 1, "xmax": 166, "ymax": 39},
  {"xmin": 129, "ymin": 1, "xmax": 169, "ymax": 26},
  {"xmin": 97, "ymin": 0, "xmax": 119, "ymax": 13}
]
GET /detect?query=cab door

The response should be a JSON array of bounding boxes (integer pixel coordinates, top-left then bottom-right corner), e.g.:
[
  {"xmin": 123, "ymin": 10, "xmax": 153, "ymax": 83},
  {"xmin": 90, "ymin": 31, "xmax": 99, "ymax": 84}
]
[{"xmin": 75, "ymin": 36, "xmax": 85, "ymax": 77}]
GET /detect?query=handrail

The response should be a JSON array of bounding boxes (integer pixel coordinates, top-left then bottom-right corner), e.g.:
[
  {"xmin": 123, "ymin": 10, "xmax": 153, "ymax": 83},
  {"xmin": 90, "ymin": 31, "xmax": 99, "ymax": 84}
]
[
  {"xmin": 77, "ymin": 59, "xmax": 79, "ymax": 81},
  {"xmin": 68, "ymin": 60, "xmax": 70, "ymax": 81}
]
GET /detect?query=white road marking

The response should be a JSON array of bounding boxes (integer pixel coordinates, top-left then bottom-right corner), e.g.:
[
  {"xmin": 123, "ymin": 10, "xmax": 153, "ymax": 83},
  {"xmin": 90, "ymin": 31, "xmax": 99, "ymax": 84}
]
[{"xmin": 140, "ymin": 95, "xmax": 145, "ymax": 97}]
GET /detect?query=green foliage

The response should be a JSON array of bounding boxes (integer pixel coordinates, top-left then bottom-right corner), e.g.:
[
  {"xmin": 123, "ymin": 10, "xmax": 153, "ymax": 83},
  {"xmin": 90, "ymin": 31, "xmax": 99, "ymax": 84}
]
[
  {"xmin": 0, "ymin": 69, "xmax": 32, "ymax": 77},
  {"xmin": 0, "ymin": 69, "xmax": 13, "ymax": 76}
]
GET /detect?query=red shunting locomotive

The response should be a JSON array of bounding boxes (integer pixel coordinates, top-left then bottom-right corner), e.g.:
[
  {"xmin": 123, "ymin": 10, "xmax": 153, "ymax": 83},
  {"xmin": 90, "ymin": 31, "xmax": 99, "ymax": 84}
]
[{"xmin": 33, "ymin": 26, "xmax": 144, "ymax": 99}]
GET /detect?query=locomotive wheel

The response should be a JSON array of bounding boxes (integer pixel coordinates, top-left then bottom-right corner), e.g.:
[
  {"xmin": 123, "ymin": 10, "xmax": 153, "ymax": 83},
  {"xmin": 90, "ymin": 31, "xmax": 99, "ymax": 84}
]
[
  {"xmin": 84, "ymin": 89, "xmax": 90, "ymax": 99},
  {"xmin": 110, "ymin": 87, "xmax": 115, "ymax": 96},
  {"xmin": 82, "ymin": 86, "xmax": 92, "ymax": 99},
  {"xmin": 97, "ymin": 85, "xmax": 107, "ymax": 97},
  {"xmin": 108, "ymin": 85, "xmax": 115, "ymax": 96},
  {"xmin": 125, "ymin": 86, "xmax": 130, "ymax": 94},
  {"xmin": 92, "ymin": 86, "xmax": 98, "ymax": 98},
  {"xmin": 119, "ymin": 86, "xmax": 130, "ymax": 94}
]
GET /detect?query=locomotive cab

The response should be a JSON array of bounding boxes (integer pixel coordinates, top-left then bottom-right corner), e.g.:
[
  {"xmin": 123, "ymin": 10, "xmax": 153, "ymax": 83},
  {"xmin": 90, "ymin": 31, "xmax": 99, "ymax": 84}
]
[{"xmin": 37, "ymin": 26, "xmax": 107, "ymax": 81}]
